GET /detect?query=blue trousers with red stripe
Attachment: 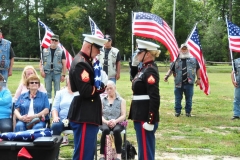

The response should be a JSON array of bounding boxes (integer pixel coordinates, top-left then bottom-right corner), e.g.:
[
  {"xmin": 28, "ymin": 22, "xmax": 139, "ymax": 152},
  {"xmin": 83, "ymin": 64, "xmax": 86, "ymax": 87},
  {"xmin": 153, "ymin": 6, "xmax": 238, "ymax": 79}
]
[
  {"xmin": 134, "ymin": 121, "xmax": 158, "ymax": 160},
  {"xmin": 70, "ymin": 121, "xmax": 99, "ymax": 160}
]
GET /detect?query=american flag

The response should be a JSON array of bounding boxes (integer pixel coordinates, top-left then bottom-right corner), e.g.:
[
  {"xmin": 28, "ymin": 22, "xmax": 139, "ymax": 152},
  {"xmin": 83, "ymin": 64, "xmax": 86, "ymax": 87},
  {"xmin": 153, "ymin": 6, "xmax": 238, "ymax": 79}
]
[
  {"xmin": 226, "ymin": 20, "xmax": 240, "ymax": 53},
  {"xmin": 38, "ymin": 20, "xmax": 73, "ymax": 70},
  {"xmin": 186, "ymin": 26, "xmax": 210, "ymax": 95},
  {"xmin": 132, "ymin": 12, "xmax": 179, "ymax": 61},
  {"xmin": 88, "ymin": 17, "xmax": 105, "ymax": 89},
  {"xmin": 89, "ymin": 16, "xmax": 104, "ymax": 38},
  {"xmin": 93, "ymin": 59, "xmax": 102, "ymax": 89}
]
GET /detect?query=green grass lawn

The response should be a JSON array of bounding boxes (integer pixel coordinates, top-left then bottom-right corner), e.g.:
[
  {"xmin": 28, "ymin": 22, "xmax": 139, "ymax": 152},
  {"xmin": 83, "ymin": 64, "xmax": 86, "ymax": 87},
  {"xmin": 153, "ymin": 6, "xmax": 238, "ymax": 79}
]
[{"xmin": 7, "ymin": 62, "xmax": 240, "ymax": 159}]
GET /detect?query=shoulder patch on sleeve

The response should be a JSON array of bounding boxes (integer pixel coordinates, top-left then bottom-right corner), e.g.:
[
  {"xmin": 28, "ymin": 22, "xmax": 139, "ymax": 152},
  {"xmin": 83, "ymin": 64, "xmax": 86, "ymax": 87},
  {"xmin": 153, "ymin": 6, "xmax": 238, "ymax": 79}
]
[
  {"xmin": 147, "ymin": 75, "xmax": 155, "ymax": 84},
  {"xmin": 81, "ymin": 69, "xmax": 90, "ymax": 82}
]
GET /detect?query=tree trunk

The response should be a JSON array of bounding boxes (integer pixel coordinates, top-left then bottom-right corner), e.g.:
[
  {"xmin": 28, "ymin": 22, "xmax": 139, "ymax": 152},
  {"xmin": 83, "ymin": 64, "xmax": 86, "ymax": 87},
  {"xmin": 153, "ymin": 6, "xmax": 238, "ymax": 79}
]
[{"xmin": 106, "ymin": 0, "xmax": 116, "ymax": 46}]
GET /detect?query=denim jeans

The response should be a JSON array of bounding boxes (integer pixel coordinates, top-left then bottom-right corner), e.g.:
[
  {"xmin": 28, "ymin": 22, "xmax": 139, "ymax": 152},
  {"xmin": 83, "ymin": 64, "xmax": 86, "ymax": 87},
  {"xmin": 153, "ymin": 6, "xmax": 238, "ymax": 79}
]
[
  {"xmin": 174, "ymin": 84, "xmax": 194, "ymax": 114},
  {"xmin": 51, "ymin": 121, "xmax": 71, "ymax": 135},
  {"xmin": 0, "ymin": 118, "xmax": 12, "ymax": 133},
  {"xmin": 44, "ymin": 72, "xmax": 61, "ymax": 98},
  {"xmin": 15, "ymin": 120, "xmax": 46, "ymax": 132},
  {"xmin": 233, "ymin": 87, "xmax": 240, "ymax": 116}
]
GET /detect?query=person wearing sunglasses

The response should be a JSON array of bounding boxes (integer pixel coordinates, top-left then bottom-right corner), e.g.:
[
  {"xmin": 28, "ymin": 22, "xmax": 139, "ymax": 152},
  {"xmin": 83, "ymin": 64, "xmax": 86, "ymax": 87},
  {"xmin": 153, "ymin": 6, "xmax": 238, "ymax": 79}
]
[
  {"xmin": 68, "ymin": 34, "xmax": 107, "ymax": 160},
  {"xmin": 14, "ymin": 74, "xmax": 50, "ymax": 132},
  {"xmin": 164, "ymin": 43, "xmax": 200, "ymax": 117},
  {"xmin": 39, "ymin": 34, "xmax": 67, "ymax": 99},
  {"xmin": 97, "ymin": 34, "xmax": 121, "ymax": 84}
]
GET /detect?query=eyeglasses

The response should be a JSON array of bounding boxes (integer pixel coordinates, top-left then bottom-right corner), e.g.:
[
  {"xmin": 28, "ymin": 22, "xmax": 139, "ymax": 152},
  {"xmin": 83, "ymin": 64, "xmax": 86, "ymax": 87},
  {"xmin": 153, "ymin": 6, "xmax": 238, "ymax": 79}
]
[
  {"xmin": 29, "ymin": 82, "xmax": 39, "ymax": 84},
  {"xmin": 51, "ymin": 39, "xmax": 58, "ymax": 42}
]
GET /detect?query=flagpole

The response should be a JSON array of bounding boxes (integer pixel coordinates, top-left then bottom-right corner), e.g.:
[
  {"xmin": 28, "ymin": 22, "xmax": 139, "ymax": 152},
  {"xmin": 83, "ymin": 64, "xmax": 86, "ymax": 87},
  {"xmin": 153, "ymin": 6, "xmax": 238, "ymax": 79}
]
[
  {"xmin": 131, "ymin": 11, "xmax": 134, "ymax": 58},
  {"xmin": 225, "ymin": 16, "xmax": 236, "ymax": 81},
  {"xmin": 172, "ymin": 0, "xmax": 176, "ymax": 35},
  {"xmin": 38, "ymin": 18, "xmax": 43, "ymax": 66}
]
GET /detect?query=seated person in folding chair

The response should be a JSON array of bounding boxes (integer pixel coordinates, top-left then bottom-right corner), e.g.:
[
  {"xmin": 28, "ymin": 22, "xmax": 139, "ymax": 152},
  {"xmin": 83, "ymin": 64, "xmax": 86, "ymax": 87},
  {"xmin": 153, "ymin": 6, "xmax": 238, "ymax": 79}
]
[
  {"xmin": 99, "ymin": 80, "xmax": 126, "ymax": 160},
  {"xmin": 51, "ymin": 76, "xmax": 74, "ymax": 145},
  {"xmin": 0, "ymin": 73, "xmax": 13, "ymax": 133},
  {"xmin": 14, "ymin": 75, "xmax": 50, "ymax": 131}
]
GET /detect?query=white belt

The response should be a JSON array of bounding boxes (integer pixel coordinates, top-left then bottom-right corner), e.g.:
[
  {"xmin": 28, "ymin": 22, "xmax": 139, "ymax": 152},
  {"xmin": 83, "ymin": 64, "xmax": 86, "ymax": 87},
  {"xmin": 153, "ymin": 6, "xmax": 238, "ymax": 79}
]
[
  {"xmin": 132, "ymin": 95, "xmax": 150, "ymax": 100},
  {"xmin": 73, "ymin": 92, "xmax": 80, "ymax": 96}
]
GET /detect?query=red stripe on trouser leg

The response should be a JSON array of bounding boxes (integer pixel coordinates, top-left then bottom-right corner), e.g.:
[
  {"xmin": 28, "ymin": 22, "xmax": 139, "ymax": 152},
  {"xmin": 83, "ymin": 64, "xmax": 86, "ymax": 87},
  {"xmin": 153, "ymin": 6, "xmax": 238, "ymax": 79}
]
[
  {"xmin": 141, "ymin": 121, "xmax": 148, "ymax": 160},
  {"xmin": 79, "ymin": 123, "xmax": 87, "ymax": 160}
]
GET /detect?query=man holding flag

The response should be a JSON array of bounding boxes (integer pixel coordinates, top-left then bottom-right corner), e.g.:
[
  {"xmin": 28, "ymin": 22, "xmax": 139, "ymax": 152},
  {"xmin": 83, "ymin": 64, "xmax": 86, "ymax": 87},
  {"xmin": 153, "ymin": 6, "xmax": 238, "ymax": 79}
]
[
  {"xmin": 39, "ymin": 34, "xmax": 67, "ymax": 99},
  {"xmin": 226, "ymin": 19, "xmax": 240, "ymax": 120},
  {"xmin": 164, "ymin": 43, "xmax": 200, "ymax": 117}
]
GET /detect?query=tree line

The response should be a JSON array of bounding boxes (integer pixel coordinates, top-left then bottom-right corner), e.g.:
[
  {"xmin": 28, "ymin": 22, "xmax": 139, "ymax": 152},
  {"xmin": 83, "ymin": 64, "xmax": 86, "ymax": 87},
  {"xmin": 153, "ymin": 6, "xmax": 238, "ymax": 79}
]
[{"xmin": 0, "ymin": 0, "xmax": 239, "ymax": 62}]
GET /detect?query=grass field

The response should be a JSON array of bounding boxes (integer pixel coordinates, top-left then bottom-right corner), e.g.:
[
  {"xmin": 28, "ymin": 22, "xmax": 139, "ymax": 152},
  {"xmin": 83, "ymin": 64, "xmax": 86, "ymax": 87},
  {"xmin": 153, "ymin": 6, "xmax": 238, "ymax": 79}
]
[{"xmin": 7, "ymin": 62, "xmax": 240, "ymax": 159}]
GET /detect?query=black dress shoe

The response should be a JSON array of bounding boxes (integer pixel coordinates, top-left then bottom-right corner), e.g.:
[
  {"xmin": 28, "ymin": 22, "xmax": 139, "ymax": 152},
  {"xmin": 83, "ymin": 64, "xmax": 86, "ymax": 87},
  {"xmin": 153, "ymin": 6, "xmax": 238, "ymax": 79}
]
[
  {"xmin": 175, "ymin": 113, "xmax": 181, "ymax": 117},
  {"xmin": 231, "ymin": 116, "xmax": 240, "ymax": 120},
  {"xmin": 186, "ymin": 113, "xmax": 191, "ymax": 117}
]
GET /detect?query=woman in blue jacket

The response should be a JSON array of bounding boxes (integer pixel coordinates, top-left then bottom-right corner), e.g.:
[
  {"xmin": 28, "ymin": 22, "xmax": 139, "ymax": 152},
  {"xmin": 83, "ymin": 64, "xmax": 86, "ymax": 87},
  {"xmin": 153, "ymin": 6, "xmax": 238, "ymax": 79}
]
[{"xmin": 14, "ymin": 75, "xmax": 49, "ymax": 131}]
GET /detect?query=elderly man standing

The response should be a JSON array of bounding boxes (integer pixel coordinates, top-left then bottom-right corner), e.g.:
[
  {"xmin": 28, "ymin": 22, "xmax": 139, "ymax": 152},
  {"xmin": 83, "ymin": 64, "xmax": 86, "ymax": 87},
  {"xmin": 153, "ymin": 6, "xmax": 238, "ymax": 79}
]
[
  {"xmin": 164, "ymin": 44, "xmax": 200, "ymax": 117},
  {"xmin": 0, "ymin": 29, "xmax": 15, "ymax": 82},
  {"xmin": 68, "ymin": 34, "xmax": 107, "ymax": 160},
  {"xmin": 40, "ymin": 34, "xmax": 67, "ymax": 99}
]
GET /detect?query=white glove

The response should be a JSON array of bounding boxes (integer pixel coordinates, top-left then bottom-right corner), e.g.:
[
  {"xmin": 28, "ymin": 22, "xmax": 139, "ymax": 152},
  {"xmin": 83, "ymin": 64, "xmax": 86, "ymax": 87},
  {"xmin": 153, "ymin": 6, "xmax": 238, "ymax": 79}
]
[
  {"xmin": 143, "ymin": 122, "xmax": 154, "ymax": 131},
  {"xmin": 101, "ymin": 70, "xmax": 108, "ymax": 86},
  {"xmin": 131, "ymin": 51, "xmax": 139, "ymax": 66},
  {"xmin": 62, "ymin": 119, "xmax": 69, "ymax": 127}
]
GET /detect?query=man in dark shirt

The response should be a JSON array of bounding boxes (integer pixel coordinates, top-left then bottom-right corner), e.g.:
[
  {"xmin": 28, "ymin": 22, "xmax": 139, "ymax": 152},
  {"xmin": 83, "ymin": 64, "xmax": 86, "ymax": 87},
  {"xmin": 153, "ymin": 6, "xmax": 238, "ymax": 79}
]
[
  {"xmin": 164, "ymin": 44, "xmax": 200, "ymax": 117},
  {"xmin": 0, "ymin": 29, "xmax": 15, "ymax": 82}
]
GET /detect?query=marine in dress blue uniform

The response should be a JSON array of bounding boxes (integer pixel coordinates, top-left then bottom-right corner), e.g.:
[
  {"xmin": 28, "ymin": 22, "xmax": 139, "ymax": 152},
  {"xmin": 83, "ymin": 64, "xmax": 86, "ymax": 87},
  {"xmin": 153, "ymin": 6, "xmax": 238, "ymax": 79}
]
[
  {"xmin": 128, "ymin": 39, "xmax": 160, "ymax": 160},
  {"xmin": 68, "ymin": 34, "xmax": 107, "ymax": 160}
]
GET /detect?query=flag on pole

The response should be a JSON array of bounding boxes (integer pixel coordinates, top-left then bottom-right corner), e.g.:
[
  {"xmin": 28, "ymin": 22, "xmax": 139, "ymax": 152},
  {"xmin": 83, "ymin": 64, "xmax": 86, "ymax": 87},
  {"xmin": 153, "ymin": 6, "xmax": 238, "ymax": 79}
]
[
  {"xmin": 132, "ymin": 12, "xmax": 179, "ymax": 61},
  {"xmin": 186, "ymin": 25, "xmax": 210, "ymax": 95},
  {"xmin": 89, "ymin": 16, "xmax": 104, "ymax": 38},
  {"xmin": 226, "ymin": 20, "xmax": 240, "ymax": 53},
  {"xmin": 38, "ymin": 20, "xmax": 73, "ymax": 70}
]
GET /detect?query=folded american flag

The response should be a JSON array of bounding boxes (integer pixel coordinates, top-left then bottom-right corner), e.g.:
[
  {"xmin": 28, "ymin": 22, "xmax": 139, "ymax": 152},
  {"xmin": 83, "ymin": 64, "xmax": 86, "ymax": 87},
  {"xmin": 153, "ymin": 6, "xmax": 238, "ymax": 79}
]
[{"xmin": 0, "ymin": 128, "xmax": 52, "ymax": 142}]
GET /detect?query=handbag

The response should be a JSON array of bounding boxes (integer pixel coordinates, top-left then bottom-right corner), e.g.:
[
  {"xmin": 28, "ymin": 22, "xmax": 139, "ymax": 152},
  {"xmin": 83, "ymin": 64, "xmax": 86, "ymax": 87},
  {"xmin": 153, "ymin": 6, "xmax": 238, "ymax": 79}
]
[
  {"xmin": 105, "ymin": 134, "xmax": 117, "ymax": 160},
  {"xmin": 26, "ymin": 117, "xmax": 40, "ymax": 129}
]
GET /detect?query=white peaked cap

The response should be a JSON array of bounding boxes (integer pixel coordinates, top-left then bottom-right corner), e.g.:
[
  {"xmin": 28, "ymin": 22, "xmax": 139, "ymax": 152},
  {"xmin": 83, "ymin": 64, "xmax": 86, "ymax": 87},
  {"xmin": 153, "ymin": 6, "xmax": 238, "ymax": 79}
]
[
  {"xmin": 136, "ymin": 39, "xmax": 160, "ymax": 50},
  {"xmin": 83, "ymin": 34, "xmax": 108, "ymax": 47}
]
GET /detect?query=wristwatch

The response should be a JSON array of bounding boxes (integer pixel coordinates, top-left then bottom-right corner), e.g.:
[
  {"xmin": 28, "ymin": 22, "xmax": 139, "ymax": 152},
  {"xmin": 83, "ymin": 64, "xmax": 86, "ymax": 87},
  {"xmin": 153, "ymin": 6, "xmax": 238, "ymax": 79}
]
[
  {"xmin": 197, "ymin": 78, "xmax": 200, "ymax": 80},
  {"xmin": 62, "ymin": 75, "xmax": 65, "ymax": 77}
]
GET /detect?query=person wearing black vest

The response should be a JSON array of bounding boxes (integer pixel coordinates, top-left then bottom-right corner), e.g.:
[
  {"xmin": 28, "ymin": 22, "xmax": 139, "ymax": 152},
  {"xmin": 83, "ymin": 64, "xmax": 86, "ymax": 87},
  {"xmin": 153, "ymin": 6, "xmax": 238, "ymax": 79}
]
[
  {"xmin": 68, "ymin": 34, "xmax": 107, "ymax": 160},
  {"xmin": 0, "ymin": 29, "xmax": 15, "ymax": 82}
]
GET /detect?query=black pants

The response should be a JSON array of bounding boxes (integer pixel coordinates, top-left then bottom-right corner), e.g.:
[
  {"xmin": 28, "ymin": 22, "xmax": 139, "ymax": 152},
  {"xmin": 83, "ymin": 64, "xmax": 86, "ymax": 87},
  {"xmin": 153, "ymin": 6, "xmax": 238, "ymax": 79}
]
[{"xmin": 99, "ymin": 123, "xmax": 124, "ymax": 154}]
